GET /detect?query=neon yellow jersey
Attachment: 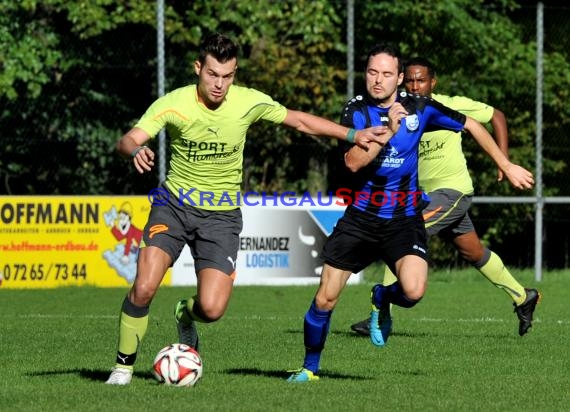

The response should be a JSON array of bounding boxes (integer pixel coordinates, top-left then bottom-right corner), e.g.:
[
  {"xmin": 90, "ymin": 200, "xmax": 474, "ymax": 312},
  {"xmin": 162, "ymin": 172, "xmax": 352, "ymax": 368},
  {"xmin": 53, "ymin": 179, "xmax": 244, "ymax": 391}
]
[
  {"xmin": 135, "ymin": 85, "xmax": 288, "ymax": 210},
  {"xmin": 418, "ymin": 93, "xmax": 494, "ymax": 194}
]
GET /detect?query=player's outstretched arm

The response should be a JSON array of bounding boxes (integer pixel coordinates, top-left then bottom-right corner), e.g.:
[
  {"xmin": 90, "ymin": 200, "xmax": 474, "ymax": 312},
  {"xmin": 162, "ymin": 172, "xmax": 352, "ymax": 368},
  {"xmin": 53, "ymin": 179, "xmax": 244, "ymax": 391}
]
[
  {"xmin": 464, "ymin": 117, "xmax": 534, "ymax": 190},
  {"xmin": 500, "ymin": 162, "xmax": 535, "ymax": 190},
  {"xmin": 116, "ymin": 127, "xmax": 155, "ymax": 174},
  {"xmin": 490, "ymin": 108, "xmax": 509, "ymax": 182},
  {"xmin": 283, "ymin": 109, "xmax": 393, "ymax": 150}
]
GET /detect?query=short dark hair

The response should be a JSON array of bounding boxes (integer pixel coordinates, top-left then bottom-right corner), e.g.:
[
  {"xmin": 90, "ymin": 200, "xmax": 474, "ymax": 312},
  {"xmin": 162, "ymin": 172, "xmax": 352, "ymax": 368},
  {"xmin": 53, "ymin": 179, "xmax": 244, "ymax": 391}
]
[
  {"xmin": 404, "ymin": 57, "xmax": 436, "ymax": 78},
  {"xmin": 366, "ymin": 44, "xmax": 403, "ymax": 73},
  {"xmin": 198, "ymin": 33, "xmax": 239, "ymax": 64}
]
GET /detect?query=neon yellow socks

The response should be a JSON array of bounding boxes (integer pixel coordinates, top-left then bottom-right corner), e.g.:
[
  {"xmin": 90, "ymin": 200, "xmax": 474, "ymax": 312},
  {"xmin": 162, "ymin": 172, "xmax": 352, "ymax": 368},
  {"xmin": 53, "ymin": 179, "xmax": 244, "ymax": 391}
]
[
  {"xmin": 477, "ymin": 251, "xmax": 526, "ymax": 305},
  {"xmin": 114, "ymin": 296, "xmax": 149, "ymax": 368},
  {"xmin": 178, "ymin": 296, "xmax": 209, "ymax": 323},
  {"xmin": 382, "ymin": 265, "xmax": 398, "ymax": 286}
]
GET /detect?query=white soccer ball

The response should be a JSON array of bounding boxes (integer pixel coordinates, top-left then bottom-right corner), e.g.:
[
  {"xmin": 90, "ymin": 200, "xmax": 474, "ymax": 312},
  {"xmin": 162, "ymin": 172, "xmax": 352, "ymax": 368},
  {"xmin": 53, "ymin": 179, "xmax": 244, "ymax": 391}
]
[{"xmin": 152, "ymin": 343, "xmax": 203, "ymax": 387}]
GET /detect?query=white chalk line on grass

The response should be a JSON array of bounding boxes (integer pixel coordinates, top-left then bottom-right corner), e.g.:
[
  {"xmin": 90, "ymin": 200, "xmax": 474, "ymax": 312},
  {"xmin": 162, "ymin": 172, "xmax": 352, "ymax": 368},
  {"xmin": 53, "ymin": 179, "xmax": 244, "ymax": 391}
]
[
  {"xmin": 410, "ymin": 317, "xmax": 567, "ymax": 325},
  {"xmin": 1, "ymin": 314, "xmax": 568, "ymax": 325},
  {"xmin": 228, "ymin": 315, "xmax": 567, "ymax": 325},
  {"xmin": 1, "ymin": 314, "xmax": 117, "ymax": 319}
]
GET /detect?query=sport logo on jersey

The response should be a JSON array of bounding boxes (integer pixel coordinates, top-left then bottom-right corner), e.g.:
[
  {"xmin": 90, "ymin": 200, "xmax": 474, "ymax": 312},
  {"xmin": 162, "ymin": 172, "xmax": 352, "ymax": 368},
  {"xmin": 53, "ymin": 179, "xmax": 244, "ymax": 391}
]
[
  {"xmin": 405, "ymin": 114, "xmax": 419, "ymax": 131},
  {"xmin": 379, "ymin": 144, "xmax": 404, "ymax": 168}
]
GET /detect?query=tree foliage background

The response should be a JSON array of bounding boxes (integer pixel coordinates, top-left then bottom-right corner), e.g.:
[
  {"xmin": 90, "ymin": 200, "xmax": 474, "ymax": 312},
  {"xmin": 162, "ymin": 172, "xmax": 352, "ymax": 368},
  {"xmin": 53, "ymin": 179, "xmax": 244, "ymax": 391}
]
[{"xmin": 1, "ymin": 0, "xmax": 569, "ymax": 268}]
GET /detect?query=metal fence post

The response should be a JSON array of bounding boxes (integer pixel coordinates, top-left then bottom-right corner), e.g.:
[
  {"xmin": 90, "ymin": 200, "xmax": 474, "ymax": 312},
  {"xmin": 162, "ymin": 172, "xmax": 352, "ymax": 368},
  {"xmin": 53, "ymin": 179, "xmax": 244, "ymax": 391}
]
[
  {"xmin": 346, "ymin": 0, "xmax": 354, "ymax": 100},
  {"xmin": 157, "ymin": 0, "xmax": 166, "ymax": 184},
  {"xmin": 535, "ymin": 2, "xmax": 544, "ymax": 281}
]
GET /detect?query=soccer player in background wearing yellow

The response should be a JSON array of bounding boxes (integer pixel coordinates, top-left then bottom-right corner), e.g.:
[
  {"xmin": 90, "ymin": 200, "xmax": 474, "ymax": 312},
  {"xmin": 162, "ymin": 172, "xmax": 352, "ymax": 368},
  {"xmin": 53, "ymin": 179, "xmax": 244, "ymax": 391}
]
[
  {"xmin": 349, "ymin": 57, "xmax": 540, "ymax": 339},
  {"xmin": 105, "ymin": 32, "xmax": 394, "ymax": 385}
]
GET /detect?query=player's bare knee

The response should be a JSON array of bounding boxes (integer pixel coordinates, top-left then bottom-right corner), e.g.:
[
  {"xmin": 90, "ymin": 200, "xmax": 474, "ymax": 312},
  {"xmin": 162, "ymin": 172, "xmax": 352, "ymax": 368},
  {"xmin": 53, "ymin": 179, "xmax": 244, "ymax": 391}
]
[
  {"xmin": 197, "ymin": 304, "xmax": 225, "ymax": 322},
  {"xmin": 458, "ymin": 242, "xmax": 486, "ymax": 263},
  {"xmin": 201, "ymin": 312, "xmax": 223, "ymax": 323},
  {"xmin": 405, "ymin": 290, "xmax": 424, "ymax": 302},
  {"xmin": 460, "ymin": 250, "xmax": 483, "ymax": 263},
  {"xmin": 129, "ymin": 284, "xmax": 156, "ymax": 306},
  {"xmin": 314, "ymin": 294, "xmax": 337, "ymax": 311},
  {"xmin": 402, "ymin": 284, "xmax": 426, "ymax": 301}
]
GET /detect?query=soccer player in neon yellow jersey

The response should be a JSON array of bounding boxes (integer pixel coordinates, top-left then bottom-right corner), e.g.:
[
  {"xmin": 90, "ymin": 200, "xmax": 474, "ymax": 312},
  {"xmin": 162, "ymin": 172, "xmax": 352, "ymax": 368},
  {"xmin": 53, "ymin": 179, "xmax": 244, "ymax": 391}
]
[
  {"xmin": 104, "ymin": 32, "xmax": 393, "ymax": 385},
  {"xmin": 350, "ymin": 57, "xmax": 540, "ymax": 339}
]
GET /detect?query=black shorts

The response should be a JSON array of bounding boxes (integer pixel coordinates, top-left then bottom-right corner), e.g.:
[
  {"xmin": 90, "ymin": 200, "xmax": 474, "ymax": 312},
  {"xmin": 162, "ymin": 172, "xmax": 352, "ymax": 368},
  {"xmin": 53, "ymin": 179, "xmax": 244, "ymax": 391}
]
[
  {"xmin": 321, "ymin": 206, "xmax": 428, "ymax": 274},
  {"xmin": 142, "ymin": 193, "xmax": 243, "ymax": 275}
]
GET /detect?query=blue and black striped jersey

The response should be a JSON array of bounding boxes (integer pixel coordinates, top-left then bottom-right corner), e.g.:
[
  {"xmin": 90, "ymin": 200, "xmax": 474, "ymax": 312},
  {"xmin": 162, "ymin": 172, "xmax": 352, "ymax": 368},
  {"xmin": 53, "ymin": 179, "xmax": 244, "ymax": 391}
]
[{"xmin": 339, "ymin": 91, "xmax": 466, "ymax": 219}]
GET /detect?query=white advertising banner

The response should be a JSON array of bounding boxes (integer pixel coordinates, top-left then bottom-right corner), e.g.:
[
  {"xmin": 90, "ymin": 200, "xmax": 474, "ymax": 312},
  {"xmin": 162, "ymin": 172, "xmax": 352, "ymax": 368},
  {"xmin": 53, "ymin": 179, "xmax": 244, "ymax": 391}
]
[{"xmin": 171, "ymin": 198, "xmax": 362, "ymax": 285}]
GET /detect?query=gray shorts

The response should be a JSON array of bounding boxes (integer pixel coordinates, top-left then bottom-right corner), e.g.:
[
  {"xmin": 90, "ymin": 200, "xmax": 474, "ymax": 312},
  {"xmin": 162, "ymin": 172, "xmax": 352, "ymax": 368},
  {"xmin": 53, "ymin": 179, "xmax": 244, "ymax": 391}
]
[
  {"xmin": 142, "ymin": 194, "xmax": 242, "ymax": 275},
  {"xmin": 422, "ymin": 189, "xmax": 475, "ymax": 240}
]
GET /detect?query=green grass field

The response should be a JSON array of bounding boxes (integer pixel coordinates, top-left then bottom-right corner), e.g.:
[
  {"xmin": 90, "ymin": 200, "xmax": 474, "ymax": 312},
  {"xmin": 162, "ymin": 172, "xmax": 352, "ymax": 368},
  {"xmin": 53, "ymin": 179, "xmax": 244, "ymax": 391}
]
[{"xmin": 1, "ymin": 268, "xmax": 569, "ymax": 411}]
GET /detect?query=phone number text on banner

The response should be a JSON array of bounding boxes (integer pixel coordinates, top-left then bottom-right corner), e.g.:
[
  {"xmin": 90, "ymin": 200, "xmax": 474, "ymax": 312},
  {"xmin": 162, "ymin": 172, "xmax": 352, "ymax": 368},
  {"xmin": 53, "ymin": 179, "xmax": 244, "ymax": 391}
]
[{"xmin": 0, "ymin": 196, "xmax": 163, "ymax": 289}]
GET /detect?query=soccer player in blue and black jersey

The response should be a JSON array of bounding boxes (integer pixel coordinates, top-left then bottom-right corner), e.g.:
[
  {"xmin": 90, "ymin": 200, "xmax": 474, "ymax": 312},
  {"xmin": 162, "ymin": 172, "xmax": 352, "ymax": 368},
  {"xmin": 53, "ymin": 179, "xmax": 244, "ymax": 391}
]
[
  {"xmin": 287, "ymin": 44, "xmax": 535, "ymax": 382},
  {"xmin": 350, "ymin": 57, "xmax": 540, "ymax": 339}
]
